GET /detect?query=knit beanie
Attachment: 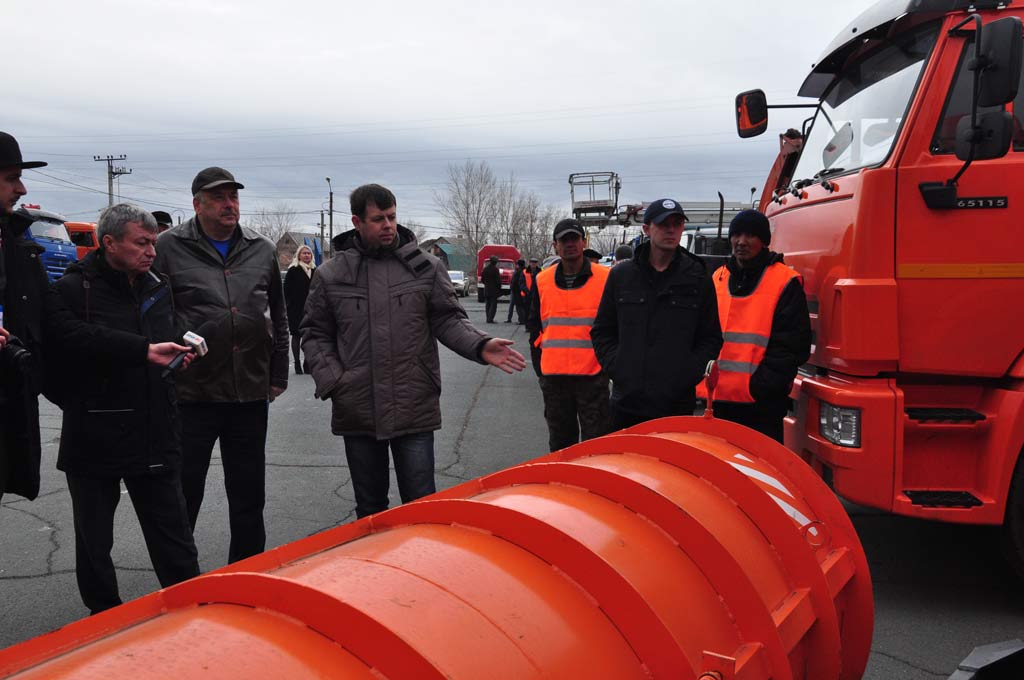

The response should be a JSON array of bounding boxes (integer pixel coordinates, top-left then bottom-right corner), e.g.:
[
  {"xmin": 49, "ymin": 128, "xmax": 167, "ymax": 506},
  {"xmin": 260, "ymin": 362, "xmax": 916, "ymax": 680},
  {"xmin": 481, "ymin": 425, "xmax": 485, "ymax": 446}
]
[{"xmin": 728, "ymin": 209, "xmax": 771, "ymax": 246}]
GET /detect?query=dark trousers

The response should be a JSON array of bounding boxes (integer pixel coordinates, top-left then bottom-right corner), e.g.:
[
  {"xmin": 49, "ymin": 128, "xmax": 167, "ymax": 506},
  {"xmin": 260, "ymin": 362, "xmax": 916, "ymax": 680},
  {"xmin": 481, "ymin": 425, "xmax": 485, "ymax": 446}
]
[
  {"xmin": 609, "ymin": 399, "xmax": 697, "ymax": 432},
  {"xmin": 343, "ymin": 431, "xmax": 436, "ymax": 518},
  {"xmin": 713, "ymin": 401, "xmax": 785, "ymax": 443},
  {"xmin": 291, "ymin": 334, "xmax": 304, "ymax": 371},
  {"xmin": 179, "ymin": 401, "xmax": 268, "ymax": 563},
  {"xmin": 66, "ymin": 472, "xmax": 199, "ymax": 615},
  {"xmin": 485, "ymin": 294, "xmax": 499, "ymax": 322},
  {"xmin": 506, "ymin": 296, "xmax": 525, "ymax": 323},
  {"xmin": 539, "ymin": 374, "xmax": 612, "ymax": 452}
]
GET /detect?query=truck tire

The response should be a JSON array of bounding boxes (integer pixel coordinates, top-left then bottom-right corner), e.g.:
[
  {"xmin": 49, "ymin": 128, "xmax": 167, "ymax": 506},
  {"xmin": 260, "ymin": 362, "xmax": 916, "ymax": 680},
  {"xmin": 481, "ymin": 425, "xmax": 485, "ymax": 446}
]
[{"xmin": 1002, "ymin": 450, "xmax": 1024, "ymax": 580}]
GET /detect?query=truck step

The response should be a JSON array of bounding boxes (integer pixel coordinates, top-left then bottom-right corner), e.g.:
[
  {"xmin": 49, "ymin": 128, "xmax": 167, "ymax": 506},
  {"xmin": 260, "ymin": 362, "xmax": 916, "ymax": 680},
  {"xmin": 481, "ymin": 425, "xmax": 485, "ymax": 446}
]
[
  {"xmin": 905, "ymin": 408, "xmax": 986, "ymax": 423},
  {"xmin": 904, "ymin": 490, "xmax": 983, "ymax": 508}
]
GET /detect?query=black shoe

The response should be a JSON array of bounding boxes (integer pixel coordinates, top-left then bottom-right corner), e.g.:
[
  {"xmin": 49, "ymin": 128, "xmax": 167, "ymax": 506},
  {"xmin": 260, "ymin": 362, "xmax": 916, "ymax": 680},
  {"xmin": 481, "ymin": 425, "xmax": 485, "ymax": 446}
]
[{"xmin": 295, "ymin": 364, "xmax": 303, "ymax": 375}]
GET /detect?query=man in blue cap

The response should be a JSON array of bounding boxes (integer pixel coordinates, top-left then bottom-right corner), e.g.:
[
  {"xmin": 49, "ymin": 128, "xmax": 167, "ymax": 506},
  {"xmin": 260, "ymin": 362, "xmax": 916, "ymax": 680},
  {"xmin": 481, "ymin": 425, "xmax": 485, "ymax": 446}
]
[{"xmin": 591, "ymin": 198, "xmax": 722, "ymax": 429}]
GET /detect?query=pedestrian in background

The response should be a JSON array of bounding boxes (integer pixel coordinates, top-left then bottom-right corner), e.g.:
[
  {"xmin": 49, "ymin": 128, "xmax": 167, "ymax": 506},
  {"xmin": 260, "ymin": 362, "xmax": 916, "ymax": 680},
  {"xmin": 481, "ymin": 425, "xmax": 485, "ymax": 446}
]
[
  {"xmin": 152, "ymin": 210, "xmax": 173, "ymax": 234},
  {"xmin": 302, "ymin": 184, "xmax": 525, "ymax": 518},
  {"xmin": 613, "ymin": 244, "xmax": 633, "ymax": 266},
  {"xmin": 0, "ymin": 131, "xmax": 48, "ymax": 503},
  {"xmin": 702, "ymin": 209, "xmax": 810, "ymax": 442},
  {"xmin": 45, "ymin": 203, "xmax": 199, "ymax": 614},
  {"xmin": 505, "ymin": 258, "xmax": 526, "ymax": 324},
  {"xmin": 526, "ymin": 218, "xmax": 611, "ymax": 451},
  {"xmin": 284, "ymin": 244, "xmax": 316, "ymax": 374},
  {"xmin": 591, "ymin": 198, "xmax": 722, "ymax": 429},
  {"xmin": 154, "ymin": 167, "xmax": 289, "ymax": 563},
  {"xmin": 481, "ymin": 254, "xmax": 501, "ymax": 323}
]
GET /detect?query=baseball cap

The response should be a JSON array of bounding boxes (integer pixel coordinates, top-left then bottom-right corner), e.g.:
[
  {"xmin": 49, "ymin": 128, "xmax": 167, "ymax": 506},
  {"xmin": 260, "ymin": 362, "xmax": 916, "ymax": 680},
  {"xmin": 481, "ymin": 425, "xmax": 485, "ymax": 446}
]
[
  {"xmin": 0, "ymin": 132, "xmax": 47, "ymax": 169},
  {"xmin": 151, "ymin": 210, "xmax": 173, "ymax": 226},
  {"xmin": 191, "ymin": 167, "xmax": 244, "ymax": 196},
  {"xmin": 552, "ymin": 218, "xmax": 585, "ymax": 240},
  {"xmin": 643, "ymin": 198, "xmax": 688, "ymax": 226}
]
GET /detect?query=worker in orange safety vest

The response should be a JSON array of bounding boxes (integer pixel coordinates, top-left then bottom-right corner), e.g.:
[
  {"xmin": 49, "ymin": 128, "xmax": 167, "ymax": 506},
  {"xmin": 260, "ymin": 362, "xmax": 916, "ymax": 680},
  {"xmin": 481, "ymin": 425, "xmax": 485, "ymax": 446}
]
[
  {"xmin": 526, "ymin": 219, "xmax": 612, "ymax": 452},
  {"xmin": 701, "ymin": 209, "xmax": 811, "ymax": 443}
]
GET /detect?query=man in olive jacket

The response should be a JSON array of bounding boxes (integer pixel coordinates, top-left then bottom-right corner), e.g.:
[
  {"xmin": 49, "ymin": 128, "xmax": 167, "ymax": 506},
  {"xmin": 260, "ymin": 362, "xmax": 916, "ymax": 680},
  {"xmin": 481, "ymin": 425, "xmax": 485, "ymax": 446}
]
[
  {"xmin": 301, "ymin": 184, "xmax": 525, "ymax": 518},
  {"xmin": 153, "ymin": 167, "xmax": 289, "ymax": 563},
  {"xmin": 45, "ymin": 203, "xmax": 200, "ymax": 614}
]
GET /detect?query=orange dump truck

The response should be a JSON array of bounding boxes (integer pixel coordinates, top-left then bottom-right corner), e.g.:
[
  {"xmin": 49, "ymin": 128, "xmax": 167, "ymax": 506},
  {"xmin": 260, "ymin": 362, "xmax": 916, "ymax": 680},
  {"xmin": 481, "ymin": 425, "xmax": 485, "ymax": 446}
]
[
  {"xmin": 0, "ymin": 417, "xmax": 873, "ymax": 679},
  {"xmin": 63, "ymin": 222, "xmax": 98, "ymax": 261},
  {"xmin": 735, "ymin": 0, "xmax": 1024, "ymax": 575}
]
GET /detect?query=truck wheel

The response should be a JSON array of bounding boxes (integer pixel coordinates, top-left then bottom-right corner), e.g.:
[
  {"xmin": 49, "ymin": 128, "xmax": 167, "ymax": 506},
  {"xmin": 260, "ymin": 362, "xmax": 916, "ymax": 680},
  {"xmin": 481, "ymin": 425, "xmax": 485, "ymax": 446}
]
[{"xmin": 1002, "ymin": 451, "xmax": 1024, "ymax": 580}]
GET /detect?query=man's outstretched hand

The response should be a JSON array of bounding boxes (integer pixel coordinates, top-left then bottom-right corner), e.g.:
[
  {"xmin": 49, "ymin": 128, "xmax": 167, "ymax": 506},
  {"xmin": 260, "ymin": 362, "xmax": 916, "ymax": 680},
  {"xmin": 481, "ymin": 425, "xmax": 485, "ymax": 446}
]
[{"xmin": 481, "ymin": 338, "xmax": 526, "ymax": 374}]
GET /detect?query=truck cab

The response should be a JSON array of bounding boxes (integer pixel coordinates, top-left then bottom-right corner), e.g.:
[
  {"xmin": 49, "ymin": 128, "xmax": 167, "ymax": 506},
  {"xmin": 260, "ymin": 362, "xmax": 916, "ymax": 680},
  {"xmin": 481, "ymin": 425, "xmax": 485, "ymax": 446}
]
[
  {"xmin": 737, "ymin": 0, "xmax": 1024, "ymax": 574},
  {"xmin": 19, "ymin": 206, "xmax": 77, "ymax": 282},
  {"xmin": 65, "ymin": 222, "xmax": 98, "ymax": 261}
]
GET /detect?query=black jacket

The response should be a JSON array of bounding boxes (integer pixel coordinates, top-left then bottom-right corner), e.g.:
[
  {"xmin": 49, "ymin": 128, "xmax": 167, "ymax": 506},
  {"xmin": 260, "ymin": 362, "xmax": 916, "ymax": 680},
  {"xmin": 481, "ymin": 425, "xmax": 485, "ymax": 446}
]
[
  {"xmin": 480, "ymin": 262, "xmax": 501, "ymax": 296},
  {"xmin": 45, "ymin": 251, "xmax": 183, "ymax": 478},
  {"xmin": 283, "ymin": 265, "xmax": 313, "ymax": 335},
  {"xmin": 590, "ymin": 242, "xmax": 723, "ymax": 420},
  {"xmin": 525, "ymin": 258, "xmax": 601, "ymax": 378},
  {"xmin": 715, "ymin": 250, "xmax": 811, "ymax": 410},
  {"xmin": 0, "ymin": 210, "xmax": 48, "ymax": 500},
  {"xmin": 153, "ymin": 217, "xmax": 289, "ymax": 403}
]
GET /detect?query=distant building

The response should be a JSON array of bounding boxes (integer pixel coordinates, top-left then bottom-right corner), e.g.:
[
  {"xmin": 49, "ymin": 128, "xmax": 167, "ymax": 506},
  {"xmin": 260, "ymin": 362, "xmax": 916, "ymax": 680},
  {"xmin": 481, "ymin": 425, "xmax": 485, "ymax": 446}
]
[{"xmin": 420, "ymin": 236, "xmax": 473, "ymax": 274}]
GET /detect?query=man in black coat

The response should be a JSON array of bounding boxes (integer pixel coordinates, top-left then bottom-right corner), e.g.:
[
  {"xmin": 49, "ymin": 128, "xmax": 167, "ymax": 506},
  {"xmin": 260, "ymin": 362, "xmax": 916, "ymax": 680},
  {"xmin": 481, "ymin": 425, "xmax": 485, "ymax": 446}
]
[
  {"xmin": 591, "ymin": 198, "xmax": 723, "ymax": 429},
  {"xmin": 480, "ymin": 255, "xmax": 501, "ymax": 323},
  {"xmin": 0, "ymin": 131, "xmax": 49, "ymax": 503},
  {"xmin": 45, "ymin": 203, "xmax": 200, "ymax": 614}
]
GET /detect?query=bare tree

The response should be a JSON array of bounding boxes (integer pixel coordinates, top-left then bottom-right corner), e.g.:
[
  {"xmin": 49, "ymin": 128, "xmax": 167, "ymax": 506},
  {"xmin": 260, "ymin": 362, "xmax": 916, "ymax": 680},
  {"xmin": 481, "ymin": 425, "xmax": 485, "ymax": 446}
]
[
  {"xmin": 587, "ymin": 229, "xmax": 622, "ymax": 257},
  {"xmin": 403, "ymin": 219, "xmax": 431, "ymax": 243},
  {"xmin": 246, "ymin": 202, "xmax": 298, "ymax": 244},
  {"xmin": 433, "ymin": 160, "xmax": 497, "ymax": 256}
]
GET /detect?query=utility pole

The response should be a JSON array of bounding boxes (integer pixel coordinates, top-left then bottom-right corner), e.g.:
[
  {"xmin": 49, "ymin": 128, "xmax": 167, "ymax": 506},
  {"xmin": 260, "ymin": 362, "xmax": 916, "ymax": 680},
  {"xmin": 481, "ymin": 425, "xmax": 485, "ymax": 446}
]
[
  {"xmin": 320, "ymin": 210, "xmax": 325, "ymax": 263},
  {"xmin": 93, "ymin": 155, "xmax": 131, "ymax": 207},
  {"xmin": 325, "ymin": 177, "xmax": 333, "ymax": 259}
]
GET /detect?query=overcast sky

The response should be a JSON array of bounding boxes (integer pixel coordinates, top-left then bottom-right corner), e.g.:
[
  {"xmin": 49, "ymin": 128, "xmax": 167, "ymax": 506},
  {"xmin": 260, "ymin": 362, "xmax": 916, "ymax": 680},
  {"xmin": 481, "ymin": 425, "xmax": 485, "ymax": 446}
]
[{"xmin": 8, "ymin": 0, "xmax": 878, "ymax": 235}]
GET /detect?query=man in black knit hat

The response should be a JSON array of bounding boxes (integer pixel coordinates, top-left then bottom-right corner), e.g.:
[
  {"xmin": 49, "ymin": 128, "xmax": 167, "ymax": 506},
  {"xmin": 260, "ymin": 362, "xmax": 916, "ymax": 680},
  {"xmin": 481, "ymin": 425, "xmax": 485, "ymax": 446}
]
[{"xmin": 703, "ymin": 209, "xmax": 811, "ymax": 442}]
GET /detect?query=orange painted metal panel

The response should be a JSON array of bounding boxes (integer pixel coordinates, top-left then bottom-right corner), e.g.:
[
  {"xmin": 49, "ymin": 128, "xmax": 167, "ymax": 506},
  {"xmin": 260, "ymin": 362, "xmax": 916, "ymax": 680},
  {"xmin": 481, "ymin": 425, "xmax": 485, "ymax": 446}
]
[{"xmin": 0, "ymin": 416, "xmax": 872, "ymax": 680}]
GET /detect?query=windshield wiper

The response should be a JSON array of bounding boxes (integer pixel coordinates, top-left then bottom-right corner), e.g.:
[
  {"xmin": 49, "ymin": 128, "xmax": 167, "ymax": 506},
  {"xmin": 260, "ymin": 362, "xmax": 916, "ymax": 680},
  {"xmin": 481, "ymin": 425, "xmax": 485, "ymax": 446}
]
[{"xmin": 814, "ymin": 167, "xmax": 846, "ymax": 179}]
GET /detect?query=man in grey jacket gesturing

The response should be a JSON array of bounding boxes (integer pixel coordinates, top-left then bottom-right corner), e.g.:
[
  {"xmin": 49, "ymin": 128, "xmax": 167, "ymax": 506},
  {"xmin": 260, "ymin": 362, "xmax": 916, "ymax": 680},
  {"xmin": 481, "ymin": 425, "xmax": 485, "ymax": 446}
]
[{"xmin": 301, "ymin": 184, "xmax": 525, "ymax": 518}]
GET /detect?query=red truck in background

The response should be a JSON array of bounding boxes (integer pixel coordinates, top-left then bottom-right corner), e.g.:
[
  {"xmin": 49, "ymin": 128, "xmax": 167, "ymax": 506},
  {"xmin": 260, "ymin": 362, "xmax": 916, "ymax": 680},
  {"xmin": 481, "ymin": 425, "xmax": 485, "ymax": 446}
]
[
  {"xmin": 735, "ymin": 0, "xmax": 1024, "ymax": 576},
  {"xmin": 476, "ymin": 244, "xmax": 521, "ymax": 302},
  {"xmin": 64, "ymin": 222, "xmax": 99, "ymax": 261}
]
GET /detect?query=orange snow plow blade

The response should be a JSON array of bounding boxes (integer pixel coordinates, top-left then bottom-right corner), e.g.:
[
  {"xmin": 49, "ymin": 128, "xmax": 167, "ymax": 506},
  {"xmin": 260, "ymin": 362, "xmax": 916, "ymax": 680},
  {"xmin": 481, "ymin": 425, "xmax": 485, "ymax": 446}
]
[{"xmin": 0, "ymin": 417, "xmax": 872, "ymax": 679}]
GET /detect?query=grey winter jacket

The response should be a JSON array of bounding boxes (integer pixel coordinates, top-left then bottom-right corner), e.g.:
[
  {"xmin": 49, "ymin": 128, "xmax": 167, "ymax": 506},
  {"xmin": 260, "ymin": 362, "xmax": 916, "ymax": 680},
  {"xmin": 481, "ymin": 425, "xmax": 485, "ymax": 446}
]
[
  {"xmin": 153, "ymin": 217, "xmax": 289, "ymax": 403},
  {"xmin": 301, "ymin": 226, "xmax": 489, "ymax": 439}
]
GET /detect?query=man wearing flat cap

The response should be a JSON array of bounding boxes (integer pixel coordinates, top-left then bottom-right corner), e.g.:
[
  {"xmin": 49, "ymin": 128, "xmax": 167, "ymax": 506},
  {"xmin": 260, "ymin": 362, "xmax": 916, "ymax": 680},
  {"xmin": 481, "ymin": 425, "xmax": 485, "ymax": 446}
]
[
  {"xmin": 700, "ymin": 209, "xmax": 810, "ymax": 442},
  {"xmin": 526, "ymin": 218, "xmax": 612, "ymax": 451},
  {"xmin": 591, "ymin": 198, "xmax": 723, "ymax": 429},
  {"xmin": 152, "ymin": 210, "xmax": 173, "ymax": 233},
  {"xmin": 0, "ymin": 131, "xmax": 49, "ymax": 502},
  {"xmin": 154, "ymin": 167, "xmax": 289, "ymax": 563}
]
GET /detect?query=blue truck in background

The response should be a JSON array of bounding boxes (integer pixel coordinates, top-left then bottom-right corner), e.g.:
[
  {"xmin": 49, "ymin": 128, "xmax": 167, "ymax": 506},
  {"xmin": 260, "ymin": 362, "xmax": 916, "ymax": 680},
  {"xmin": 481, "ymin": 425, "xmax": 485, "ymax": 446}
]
[{"xmin": 19, "ymin": 205, "xmax": 77, "ymax": 282}]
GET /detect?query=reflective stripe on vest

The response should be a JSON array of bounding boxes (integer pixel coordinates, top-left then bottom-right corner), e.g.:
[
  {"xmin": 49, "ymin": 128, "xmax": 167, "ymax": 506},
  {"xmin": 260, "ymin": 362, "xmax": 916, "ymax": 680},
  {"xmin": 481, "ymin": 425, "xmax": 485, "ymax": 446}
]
[
  {"xmin": 534, "ymin": 263, "xmax": 610, "ymax": 376},
  {"xmin": 702, "ymin": 262, "xmax": 801, "ymax": 403}
]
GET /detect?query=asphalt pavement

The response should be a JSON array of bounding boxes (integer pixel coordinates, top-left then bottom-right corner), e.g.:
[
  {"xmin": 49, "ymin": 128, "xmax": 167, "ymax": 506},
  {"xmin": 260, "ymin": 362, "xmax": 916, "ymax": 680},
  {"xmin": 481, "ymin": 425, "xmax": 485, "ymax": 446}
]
[{"xmin": 2, "ymin": 298, "xmax": 1022, "ymax": 678}]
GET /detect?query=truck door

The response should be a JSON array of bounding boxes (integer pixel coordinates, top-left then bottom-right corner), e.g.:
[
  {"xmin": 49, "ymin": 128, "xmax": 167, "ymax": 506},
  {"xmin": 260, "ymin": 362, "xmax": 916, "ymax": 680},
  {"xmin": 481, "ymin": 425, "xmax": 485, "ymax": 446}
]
[{"xmin": 894, "ymin": 20, "xmax": 1024, "ymax": 379}]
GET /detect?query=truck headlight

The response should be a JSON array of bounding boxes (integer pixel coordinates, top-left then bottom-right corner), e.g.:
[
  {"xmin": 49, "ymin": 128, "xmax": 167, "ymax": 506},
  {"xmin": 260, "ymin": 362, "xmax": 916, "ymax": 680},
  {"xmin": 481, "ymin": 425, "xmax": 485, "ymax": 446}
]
[{"xmin": 819, "ymin": 402, "xmax": 861, "ymax": 448}]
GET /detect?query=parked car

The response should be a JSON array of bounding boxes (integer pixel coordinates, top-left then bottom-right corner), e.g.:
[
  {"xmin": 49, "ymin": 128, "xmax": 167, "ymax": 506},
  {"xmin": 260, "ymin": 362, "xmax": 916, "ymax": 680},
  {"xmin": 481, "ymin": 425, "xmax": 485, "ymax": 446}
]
[{"xmin": 448, "ymin": 270, "xmax": 468, "ymax": 297}]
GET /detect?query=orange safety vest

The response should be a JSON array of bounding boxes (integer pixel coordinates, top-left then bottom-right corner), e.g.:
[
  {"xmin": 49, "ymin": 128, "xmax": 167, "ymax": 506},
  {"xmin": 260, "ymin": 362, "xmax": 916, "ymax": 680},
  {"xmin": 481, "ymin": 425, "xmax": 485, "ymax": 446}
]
[
  {"xmin": 699, "ymin": 262, "xmax": 801, "ymax": 403},
  {"xmin": 521, "ymin": 271, "xmax": 533, "ymax": 298},
  {"xmin": 533, "ymin": 264, "xmax": 610, "ymax": 376}
]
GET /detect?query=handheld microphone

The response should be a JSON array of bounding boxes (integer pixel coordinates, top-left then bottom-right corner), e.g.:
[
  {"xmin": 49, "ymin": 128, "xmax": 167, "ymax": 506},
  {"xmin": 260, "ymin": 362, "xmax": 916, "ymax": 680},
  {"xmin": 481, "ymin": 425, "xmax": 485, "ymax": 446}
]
[{"xmin": 161, "ymin": 321, "xmax": 217, "ymax": 378}]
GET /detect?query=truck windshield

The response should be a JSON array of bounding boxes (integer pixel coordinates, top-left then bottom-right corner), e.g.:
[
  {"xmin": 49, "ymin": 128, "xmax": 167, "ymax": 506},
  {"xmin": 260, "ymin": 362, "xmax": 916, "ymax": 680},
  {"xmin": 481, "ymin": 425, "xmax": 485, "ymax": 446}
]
[
  {"xmin": 31, "ymin": 219, "xmax": 70, "ymax": 242},
  {"xmin": 792, "ymin": 21, "xmax": 940, "ymax": 184}
]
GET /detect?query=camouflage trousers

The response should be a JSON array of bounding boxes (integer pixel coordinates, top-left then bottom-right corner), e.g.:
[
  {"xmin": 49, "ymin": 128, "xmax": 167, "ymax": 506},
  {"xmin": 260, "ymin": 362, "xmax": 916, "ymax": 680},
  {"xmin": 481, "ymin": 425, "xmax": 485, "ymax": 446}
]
[{"xmin": 538, "ymin": 374, "xmax": 611, "ymax": 452}]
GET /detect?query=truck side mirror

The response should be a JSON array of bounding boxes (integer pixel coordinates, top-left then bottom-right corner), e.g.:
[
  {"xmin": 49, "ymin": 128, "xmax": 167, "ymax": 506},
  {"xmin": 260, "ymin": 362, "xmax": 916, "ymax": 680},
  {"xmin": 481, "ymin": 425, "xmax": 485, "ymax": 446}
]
[
  {"xmin": 736, "ymin": 89, "xmax": 769, "ymax": 138},
  {"xmin": 977, "ymin": 16, "xmax": 1022, "ymax": 107},
  {"xmin": 955, "ymin": 110, "xmax": 1013, "ymax": 161}
]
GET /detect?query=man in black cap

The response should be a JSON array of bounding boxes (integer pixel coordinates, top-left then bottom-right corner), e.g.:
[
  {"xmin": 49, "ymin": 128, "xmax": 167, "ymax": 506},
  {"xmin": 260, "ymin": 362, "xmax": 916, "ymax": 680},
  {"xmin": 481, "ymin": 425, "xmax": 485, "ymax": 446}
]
[
  {"xmin": 701, "ymin": 209, "xmax": 810, "ymax": 442},
  {"xmin": 153, "ymin": 167, "xmax": 289, "ymax": 563},
  {"xmin": 0, "ymin": 131, "xmax": 49, "ymax": 502},
  {"xmin": 526, "ymin": 218, "xmax": 612, "ymax": 451},
  {"xmin": 480, "ymin": 254, "xmax": 501, "ymax": 323},
  {"xmin": 591, "ymin": 198, "xmax": 723, "ymax": 429},
  {"xmin": 152, "ymin": 210, "xmax": 173, "ymax": 233}
]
